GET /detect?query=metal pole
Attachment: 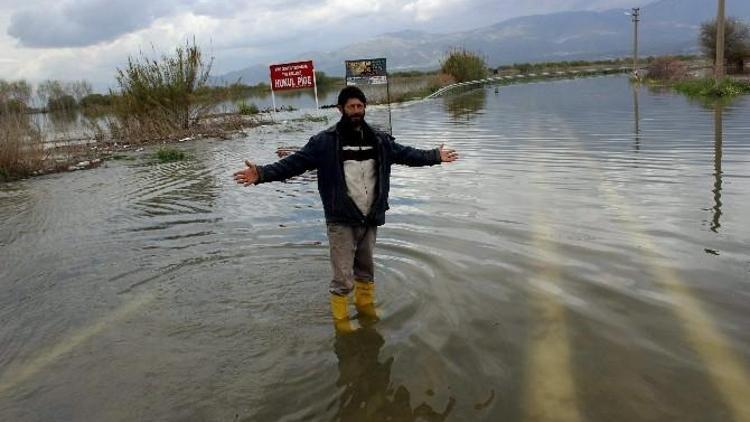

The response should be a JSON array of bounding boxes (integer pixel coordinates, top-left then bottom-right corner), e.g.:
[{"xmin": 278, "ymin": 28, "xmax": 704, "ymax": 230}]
[
  {"xmin": 271, "ymin": 89, "xmax": 277, "ymax": 121},
  {"xmin": 312, "ymin": 71, "xmax": 320, "ymax": 110},
  {"xmin": 632, "ymin": 8, "xmax": 640, "ymax": 78},
  {"xmin": 715, "ymin": 0, "xmax": 726, "ymax": 79},
  {"xmin": 386, "ymin": 72, "xmax": 393, "ymax": 136}
]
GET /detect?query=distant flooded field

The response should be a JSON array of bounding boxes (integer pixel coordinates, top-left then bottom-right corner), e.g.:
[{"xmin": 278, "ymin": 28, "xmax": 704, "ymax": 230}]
[{"xmin": 1, "ymin": 76, "xmax": 749, "ymax": 421}]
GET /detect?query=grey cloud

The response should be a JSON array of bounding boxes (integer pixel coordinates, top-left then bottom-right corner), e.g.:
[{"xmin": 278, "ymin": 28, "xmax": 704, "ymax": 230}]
[
  {"xmin": 7, "ymin": 0, "xmax": 190, "ymax": 47},
  {"xmin": 191, "ymin": 0, "xmax": 306, "ymax": 18}
]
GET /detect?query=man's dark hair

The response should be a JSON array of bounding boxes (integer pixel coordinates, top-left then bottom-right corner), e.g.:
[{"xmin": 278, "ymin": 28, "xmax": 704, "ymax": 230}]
[{"xmin": 337, "ymin": 86, "xmax": 367, "ymax": 107}]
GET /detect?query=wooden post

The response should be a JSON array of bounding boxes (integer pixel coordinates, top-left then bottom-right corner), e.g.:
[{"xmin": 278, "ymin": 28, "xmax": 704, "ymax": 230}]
[{"xmin": 715, "ymin": 0, "xmax": 726, "ymax": 79}]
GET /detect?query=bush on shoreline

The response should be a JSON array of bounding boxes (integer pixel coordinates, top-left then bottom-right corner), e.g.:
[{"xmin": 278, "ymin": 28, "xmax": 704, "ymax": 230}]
[
  {"xmin": 440, "ymin": 49, "xmax": 488, "ymax": 83},
  {"xmin": 112, "ymin": 38, "xmax": 215, "ymax": 140},
  {"xmin": 645, "ymin": 57, "xmax": 689, "ymax": 81}
]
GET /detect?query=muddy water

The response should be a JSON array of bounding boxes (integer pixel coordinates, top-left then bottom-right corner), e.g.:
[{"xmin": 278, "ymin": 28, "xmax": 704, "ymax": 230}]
[{"xmin": 1, "ymin": 76, "xmax": 749, "ymax": 421}]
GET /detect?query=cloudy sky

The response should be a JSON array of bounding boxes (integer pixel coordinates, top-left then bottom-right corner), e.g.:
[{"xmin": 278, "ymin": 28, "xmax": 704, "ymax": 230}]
[{"xmin": 0, "ymin": 0, "xmax": 651, "ymax": 90}]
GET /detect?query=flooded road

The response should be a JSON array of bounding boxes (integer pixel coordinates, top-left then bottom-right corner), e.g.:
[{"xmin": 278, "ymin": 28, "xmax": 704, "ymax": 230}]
[{"xmin": 1, "ymin": 76, "xmax": 749, "ymax": 421}]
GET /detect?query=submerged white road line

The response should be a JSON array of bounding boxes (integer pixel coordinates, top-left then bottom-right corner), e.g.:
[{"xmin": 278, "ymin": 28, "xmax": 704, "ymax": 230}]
[
  {"xmin": 523, "ymin": 213, "xmax": 582, "ymax": 422},
  {"xmin": 0, "ymin": 292, "xmax": 156, "ymax": 396},
  {"xmin": 551, "ymin": 113, "xmax": 750, "ymax": 421},
  {"xmin": 598, "ymin": 181, "xmax": 750, "ymax": 422},
  {"xmin": 522, "ymin": 132, "xmax": 582, "ymax": 422}
]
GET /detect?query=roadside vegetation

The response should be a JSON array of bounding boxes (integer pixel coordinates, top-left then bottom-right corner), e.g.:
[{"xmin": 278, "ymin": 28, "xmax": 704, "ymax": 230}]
[
  {"xmin": 672, "ymin": 78, "xmax": 750, "ymax": 97},
  {"xmin": 642, "ymin": 17, "xmax": 749, "ymax": 100}
]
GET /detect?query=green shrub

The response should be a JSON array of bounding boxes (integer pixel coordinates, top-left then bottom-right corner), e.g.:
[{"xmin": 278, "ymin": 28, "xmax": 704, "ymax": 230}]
[
  {"xmin": 237, "ymin": 101, "xmax": 259, "ymax": 115},
  {"xmin": 154, "ymin": 147, "xmax": 186, "ymax": 162},
  {"xmin": 673, "ymin": 78, "xmax": 750, "ymax": 97},
  {"xmin": 440, "ymin": 49, "xmax": 488, "ymax": 82}
]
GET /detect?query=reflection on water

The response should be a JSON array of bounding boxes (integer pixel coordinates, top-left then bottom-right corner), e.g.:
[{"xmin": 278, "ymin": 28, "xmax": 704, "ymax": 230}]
[
  {"xmin": 334, "ymin": 326, "xmax": 455, "ymax": 421},
  {"xmin": 442, "ymin": 88, "xmax": 486, "ymax": 121},
  {"xmin": 633, "ymin": 83, "xmax": 640, "ymax": 152},
  {"xmin": 2, "ymin": 76, "xmax": 750, "ymax": 421},
  {"xmin": 711, "ymin": 104, "xmax": 723, "ymax": 233}
]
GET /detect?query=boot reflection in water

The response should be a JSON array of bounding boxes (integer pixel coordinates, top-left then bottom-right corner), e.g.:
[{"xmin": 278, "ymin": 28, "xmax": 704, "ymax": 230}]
[{"xmin": 334, "ymin": 326, "xmax": 456, "ymax": 421}]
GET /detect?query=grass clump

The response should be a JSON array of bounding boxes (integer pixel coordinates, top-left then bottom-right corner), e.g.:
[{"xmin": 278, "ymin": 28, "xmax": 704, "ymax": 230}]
[
  {"xmin": 237, "ymin": 101, "xmax": 259, "ymax": 115},
  {"xmin": 672, "ymin": 78, "xmax": 750, "ymax": 98},
  {"xmin": 154, "ymin": 147, "xmax": 186, "ymax": 163},
  {"xmin": 299, "ymin": 114, "xmax": 328, "ymax": 123}
]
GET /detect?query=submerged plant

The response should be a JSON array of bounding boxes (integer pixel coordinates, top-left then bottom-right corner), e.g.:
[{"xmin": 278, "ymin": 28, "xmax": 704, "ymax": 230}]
[{"xmin": 154, "ymin": 147, "xmax": 187, "ymax": 163}]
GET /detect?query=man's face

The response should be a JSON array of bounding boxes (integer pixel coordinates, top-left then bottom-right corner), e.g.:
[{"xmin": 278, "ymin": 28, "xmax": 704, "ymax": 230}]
[{"xmin": 339, "ymin": 98, "xmax": 366, "ymax": 126}]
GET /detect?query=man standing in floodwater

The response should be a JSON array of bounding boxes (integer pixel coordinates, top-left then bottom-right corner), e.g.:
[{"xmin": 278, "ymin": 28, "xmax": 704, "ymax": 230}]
[{"xmin": 233, "ymin": 86, "xmax": 458, "ymax": 331}]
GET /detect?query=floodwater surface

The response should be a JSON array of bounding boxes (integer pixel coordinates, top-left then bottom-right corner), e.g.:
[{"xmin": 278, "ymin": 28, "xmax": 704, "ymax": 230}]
[{"xmin": 1, "ymin": 76, "xmax": 749, "ymax": 421}]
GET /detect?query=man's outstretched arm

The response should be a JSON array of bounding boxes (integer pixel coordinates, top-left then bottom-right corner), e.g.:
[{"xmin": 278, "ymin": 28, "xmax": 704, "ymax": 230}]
[
  {"xmin": 390, "ymin": 137, "xmax": 459, "ymax": 166},
  {"xmin": 233, "ymin": 137, "xmax": 319, "ymax": 186}
]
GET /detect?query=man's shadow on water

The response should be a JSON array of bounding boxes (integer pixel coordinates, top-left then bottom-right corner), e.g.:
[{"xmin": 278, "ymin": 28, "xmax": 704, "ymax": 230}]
[{"xmin": 332, "ymin": 320, "xmax": 455, "ymax": 422}]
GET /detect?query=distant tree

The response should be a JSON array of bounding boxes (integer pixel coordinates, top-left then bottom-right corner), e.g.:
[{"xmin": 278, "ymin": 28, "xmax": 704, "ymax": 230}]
[
  {"xmin": 700, "ymin": 17, "xmax": 750, "ymax": 73},
  {"xmin": 66, "ymin": 80, "xmax": 93, "ymax": 105},
  {"xmin": 37, "ymin": 80, "xmax": 66, "ymax": 110},
  {"xmin": 0, "ymin": 79, "xmax": 32, "ymax": 114},
  {"xmin": 440, "ymin": 49, "xmax": 488, "ymax": 82},
  {"xmin": 47, "ymin": 95, "xmax": 77, "ymax": 112}
]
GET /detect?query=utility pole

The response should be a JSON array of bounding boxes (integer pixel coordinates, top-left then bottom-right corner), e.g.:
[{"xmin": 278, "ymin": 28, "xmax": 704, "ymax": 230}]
[
  {"xmin": 715, "ymin": 0, "xmax": 726, "ymax": 79},
  {"xmin": 631, "ymin": 8, "xmax": 640, "ymax": 78}
]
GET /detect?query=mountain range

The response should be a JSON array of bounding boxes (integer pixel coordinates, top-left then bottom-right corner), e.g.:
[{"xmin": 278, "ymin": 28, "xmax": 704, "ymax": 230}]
[{"xmin": 217, "ymin": 0, "xmax": 750, "ymax": 85}]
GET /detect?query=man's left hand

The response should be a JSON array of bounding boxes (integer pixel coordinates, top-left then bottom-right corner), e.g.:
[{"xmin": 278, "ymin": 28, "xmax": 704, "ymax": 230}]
[{"xmin": 439, "ymin": 144, "xmax": 459, "ymax": 163}]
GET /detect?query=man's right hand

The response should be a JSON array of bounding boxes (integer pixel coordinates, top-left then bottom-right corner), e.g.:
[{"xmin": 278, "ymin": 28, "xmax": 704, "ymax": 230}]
[{"xmin": 233, "ymin": 160, "xmax": 260, "ymax": 186}]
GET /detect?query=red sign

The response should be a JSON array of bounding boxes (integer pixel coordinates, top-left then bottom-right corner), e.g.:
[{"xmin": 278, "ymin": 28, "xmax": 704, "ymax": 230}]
[{"xmin": 270, "ymin": 60, "xmax": 315, "ymax": 91}]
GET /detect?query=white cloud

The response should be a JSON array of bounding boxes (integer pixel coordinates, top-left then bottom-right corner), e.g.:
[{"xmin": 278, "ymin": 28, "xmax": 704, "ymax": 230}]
[{"xmin": 0, "ymin": 0, "xmax": 657, "ymax": 89}]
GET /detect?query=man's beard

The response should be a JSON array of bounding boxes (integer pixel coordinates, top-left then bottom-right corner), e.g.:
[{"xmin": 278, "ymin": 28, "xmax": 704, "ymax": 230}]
[{"xmin": 341, "ymin": 111, "xmax": 365, "ymax": 128}]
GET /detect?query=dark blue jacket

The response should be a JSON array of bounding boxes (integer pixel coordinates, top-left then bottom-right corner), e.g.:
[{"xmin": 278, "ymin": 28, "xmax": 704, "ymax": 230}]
[{"xmin": 256, "ymin": 122, "xmax": 442, "ymax": 226}]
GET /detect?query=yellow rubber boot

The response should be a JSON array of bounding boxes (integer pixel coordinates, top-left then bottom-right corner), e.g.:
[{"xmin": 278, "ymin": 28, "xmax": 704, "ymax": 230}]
[
  {"xmin": 354, "ymin": 280, "xmax": 378, "ymax": 321},
  {"xmin": 330, "ymin": 294, "xmax": 354, "ymax": 333}
]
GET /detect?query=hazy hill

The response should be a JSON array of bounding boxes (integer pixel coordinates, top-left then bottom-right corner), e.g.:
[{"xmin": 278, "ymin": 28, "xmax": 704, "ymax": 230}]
[{"xmin": 217, "ymin": 0, "xmax": 750, "ymax": 84}]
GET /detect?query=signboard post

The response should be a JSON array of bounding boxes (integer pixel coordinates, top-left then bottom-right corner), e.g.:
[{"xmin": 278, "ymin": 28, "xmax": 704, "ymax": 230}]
[
  {"xmin": 269, "ymin": 60, "xmax": 319, "ymax": 114},
  {"xmin": 345, "ymin": 58, "xmax": 391, "ymax": 134}
]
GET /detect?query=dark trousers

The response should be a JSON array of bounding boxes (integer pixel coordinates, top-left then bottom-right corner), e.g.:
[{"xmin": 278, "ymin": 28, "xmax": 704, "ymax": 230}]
[{"xmin": 326, "ymin": 223, "xmax": 377, "ymax": 295}]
